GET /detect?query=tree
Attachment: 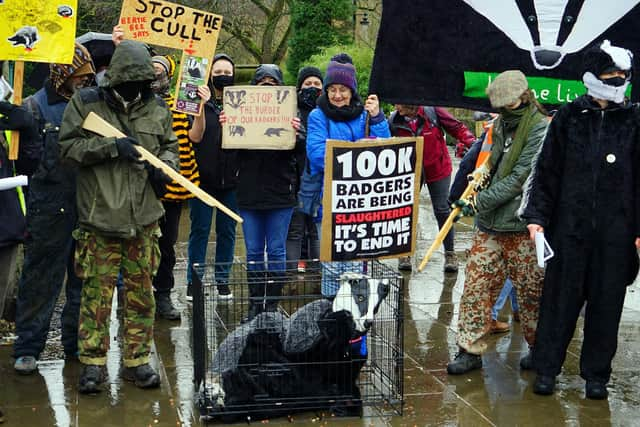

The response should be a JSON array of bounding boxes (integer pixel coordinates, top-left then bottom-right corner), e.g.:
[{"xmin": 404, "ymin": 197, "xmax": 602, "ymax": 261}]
[{"xmin": 286, "ymin": 0, "xmax": 354, "ymax": 79}]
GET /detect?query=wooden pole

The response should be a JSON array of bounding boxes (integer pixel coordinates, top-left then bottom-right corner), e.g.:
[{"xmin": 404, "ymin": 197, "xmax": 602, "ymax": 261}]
[
  {"xmin": 82, "ymin": 112, "xmax": 243, "ymax": 223},
  {"xmin": 8, "ymin": 61, "xmax": 24, "ymax": 160}
]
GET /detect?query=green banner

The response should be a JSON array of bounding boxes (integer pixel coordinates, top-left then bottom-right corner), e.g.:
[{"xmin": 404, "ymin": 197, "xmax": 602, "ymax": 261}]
[{"xmin": 463, "ymin": 71, "xmax": 631, "ymax": 104}]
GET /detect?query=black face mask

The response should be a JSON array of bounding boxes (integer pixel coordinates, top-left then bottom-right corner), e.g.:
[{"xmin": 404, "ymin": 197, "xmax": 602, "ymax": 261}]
[
  {"xmin": 113, "ymin": 81, "xmax": 146, "ymax": 102},
  {"xmin": 211, "ymin": 75, "xmax": 234, "ymax": 90},
  {"xmin": 601, "ymin": 76, "xmax": 627, "ymax": 87},
  {"xmin": 298, "ymin": 87, "xmax": 321, "ymax": 110}
]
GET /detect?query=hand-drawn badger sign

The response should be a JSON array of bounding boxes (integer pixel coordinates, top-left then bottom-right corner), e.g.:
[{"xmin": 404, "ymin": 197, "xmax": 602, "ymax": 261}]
[
  {"xmin": 222, "ymin": 85, "xmax": 297, "ymax": 150},
  {"xmin": 369, "ymin": 0, "xmax": 640, "ymax": 110}
]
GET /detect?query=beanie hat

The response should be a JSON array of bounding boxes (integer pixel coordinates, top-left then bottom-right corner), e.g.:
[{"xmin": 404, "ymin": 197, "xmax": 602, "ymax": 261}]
[
  {"xmin": 486, "ymin": 70, "xmax": 528, "ymax": 108},
  {"xmin": 213, "ymin": 53, "xmax": 235, "ymax": 74},
  {"xmin": 583, "ymin": 39, "xmax": 633, "ymax": 78},
  {"xmin": 50, "ymin": 42, "xmax": 95, "ymax": 99},
  {"xmin": 152, "ymin": 55, "xmax": 175, "ymax": 78},
  {"xmin": 296, "ymin": 66, "xmax": 323, "ymax": 90},
  {"xmin": 324, "ymin": 53, "xmax": 357, "ymax": 93},
  {"xmin": 251, "ymin": 64, "xmax": 284, "ymax": 85}
]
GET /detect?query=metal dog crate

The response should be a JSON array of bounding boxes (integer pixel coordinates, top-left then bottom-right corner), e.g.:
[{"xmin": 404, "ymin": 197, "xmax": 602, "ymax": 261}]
[{"xmin": 191, "ymin": 260, "xmax": 404, "ymax": 423}]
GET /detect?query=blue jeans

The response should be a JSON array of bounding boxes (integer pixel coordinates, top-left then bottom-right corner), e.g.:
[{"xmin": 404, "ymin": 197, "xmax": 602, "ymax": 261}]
[
  {"xmin": 240, "ymin": 208, "xmax": 293, "ymax": 273},
  {"xmin": 425, "ymin": 175, "xmax": 454, "ymax": 252},
  {"xmin": 491, "ymin": 278, "xmax": 519, "ymax": 320},
  {"xmin": 187, "ymin": 189, "xmax": 238, "ymax": 284}
]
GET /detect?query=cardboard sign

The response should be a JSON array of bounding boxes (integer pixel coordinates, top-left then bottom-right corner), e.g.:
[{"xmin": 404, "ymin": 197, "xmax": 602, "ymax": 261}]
[
  {"xmin": 119, "ymin": 0, "xmax": 222, "ymax": 58},
  {"xmin": 221, "ymin": 85, "xmax": 297, "ymax": 150},
  {"xmin": 0, "ymin": 0, "xmax": 77, "ymax": 63},
  {"xmin": 320, "ymin": 137, "xmax": 424, "ymax": 262}
]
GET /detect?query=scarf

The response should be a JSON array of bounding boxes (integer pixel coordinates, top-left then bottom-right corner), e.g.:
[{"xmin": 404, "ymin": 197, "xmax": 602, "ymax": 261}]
[
  {"xmin": 582, "ymin": 71, "xmax": 629, "ymax": 104},
  {"xmin": 493, "ymin": 103, "xmax": 545, "ymax": 178},
  {"xmin": 316, "ymin": 93, "xmax": 364, "ymax": 122}
]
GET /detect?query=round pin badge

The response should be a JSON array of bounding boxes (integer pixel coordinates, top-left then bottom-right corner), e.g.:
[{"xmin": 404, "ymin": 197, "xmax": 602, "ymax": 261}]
[{"xmin": 606, "ymin": 154, "xmax": 616, "ymax": 163}]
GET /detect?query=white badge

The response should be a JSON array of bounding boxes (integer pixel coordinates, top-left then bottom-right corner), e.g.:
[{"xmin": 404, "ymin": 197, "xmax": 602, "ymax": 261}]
[{"xmin": 606, "ymin": 154, "xmax": 616, "ymax": 164}]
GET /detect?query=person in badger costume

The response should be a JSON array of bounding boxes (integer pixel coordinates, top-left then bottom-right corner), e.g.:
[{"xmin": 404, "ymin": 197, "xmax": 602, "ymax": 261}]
[
  {"xmin": 521, "ymin": 40, "xmax": 640, "ymax": 399},
  {"xmin": 207, "ymin": 273, "xmax": 389, "ymax": 421}
]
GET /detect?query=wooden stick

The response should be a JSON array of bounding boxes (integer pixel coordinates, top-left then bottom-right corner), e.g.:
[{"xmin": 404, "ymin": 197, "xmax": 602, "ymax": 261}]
[
  {"xmin": 82, "ymin": 112, "xmax": 243, "ymax": 223},
  {"xmin": 8, "ymin": 61, "xmax": 24, "ymax": 160},
  {"xmin": 417, "ymin": 157, "xmax": 490, "ymax": 272}
]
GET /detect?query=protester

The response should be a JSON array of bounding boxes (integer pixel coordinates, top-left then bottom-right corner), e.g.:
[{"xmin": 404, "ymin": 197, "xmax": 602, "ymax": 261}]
[
  {"xmin": 13, "ymin": 44, "xmax": 95, "ymax": 375},
  {"xmin": 0, "ymin": 68, "xmax": 41, "ymax": 323},
  {"xmin": 286, "ymin": 66, "xmax": 323, "ymax": 273},
  {"xmin": 226, "ymin": 64, "xmax": 302, "ymax": 321},
  {"xmin": 521, "ymin": 40, "xmax": 640, "ymax": 399},
  {"xmin": 305, "ymin": 53, "xmax": 391, "ymax": 297},
  {"xmin": 149, "ymin": 54, "xmax": 207, "ymax": 320},
  {"xmin": 187, "ymin": 53, "xmax": 239, "ymax": 301},
  {"xmin": 59, "ymin": 40, "xmax": 178, "ymax": 393},
  {"xmin": 388, "ymin": 105, "xmax": 475, "ymax": 272},
  {"xmin": 446, "ymin": 70, "xmax": 547, "ymax": 375}
]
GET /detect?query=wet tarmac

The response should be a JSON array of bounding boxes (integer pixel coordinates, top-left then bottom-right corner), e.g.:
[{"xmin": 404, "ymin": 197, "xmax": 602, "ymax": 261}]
[{"xmin": 1, "ymin": 152, "xmax": 640, "ymax": 426}]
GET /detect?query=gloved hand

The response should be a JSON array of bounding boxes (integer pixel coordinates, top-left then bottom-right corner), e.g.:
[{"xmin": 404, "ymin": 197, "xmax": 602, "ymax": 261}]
[
  {"xmin": 0, "ymin": 101, "xmax": 36, "ymax": 131},
  {"xmin": 144, "ymin": 161, "xmax": 172, "ymax": 198},
  {"xmin": 452, "ymin": 196, "xmax": 477, "ymax": 222},
  {"xmin": 115, "ymin": 136, "xmax": 141, "ymax": 162},
  {"xmin": 455, "ymin": 142, "xmax": 469, "ymax": 158}
]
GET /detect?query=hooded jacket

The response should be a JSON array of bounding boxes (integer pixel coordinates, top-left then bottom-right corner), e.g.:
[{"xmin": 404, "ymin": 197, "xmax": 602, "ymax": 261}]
[
  {"xmin": 59, "ymin": 41, "xmax": 178, "ymax": 238},
  {"xmin": 236, "ymin": 64, "xmax": 302, "ymax": 210}
]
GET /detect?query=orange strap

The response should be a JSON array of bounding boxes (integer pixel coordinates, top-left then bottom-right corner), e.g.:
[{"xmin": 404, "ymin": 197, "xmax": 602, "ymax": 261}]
[{"xmin": 475, "ymin": 124, "xmax": 493, "ymax": 169}]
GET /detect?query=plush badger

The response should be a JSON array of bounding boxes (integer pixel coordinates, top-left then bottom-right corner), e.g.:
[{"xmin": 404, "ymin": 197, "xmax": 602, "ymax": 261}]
[{"xmin": 205, "ymin": 272, "xmax": 390, "ymax": 421}]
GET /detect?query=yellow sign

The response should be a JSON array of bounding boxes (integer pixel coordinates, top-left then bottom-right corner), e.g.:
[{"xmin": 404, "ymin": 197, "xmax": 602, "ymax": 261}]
[
  {"xmin": 0, "ymin": 0, "xmax": 77, "ymax": 63},
  {"xmin": 119, "ymin": 0, "xmax": 222, "ymax": 58}
]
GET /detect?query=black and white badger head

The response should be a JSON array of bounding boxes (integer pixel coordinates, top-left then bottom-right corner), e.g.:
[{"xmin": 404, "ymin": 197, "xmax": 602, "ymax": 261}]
[
  {"xmin": 582, "ymin": 40, "xmax": 633, "ymax": 103},
  {"xmin": 332, "ymin": 272, "xmax": 390, "ymax": 333},
  {"xmin": 7, "ymin": 26, "xmax": 40, "ymax": 51},
  {"xmin": 463, "ymin": 0, "xmax": 640, "ymax": 70}
]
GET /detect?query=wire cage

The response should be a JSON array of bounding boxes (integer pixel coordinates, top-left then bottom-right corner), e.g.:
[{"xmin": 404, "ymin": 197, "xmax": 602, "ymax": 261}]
[{"xmin": 190, "ymin": 259, "xmax": 404, "ymax": 423}]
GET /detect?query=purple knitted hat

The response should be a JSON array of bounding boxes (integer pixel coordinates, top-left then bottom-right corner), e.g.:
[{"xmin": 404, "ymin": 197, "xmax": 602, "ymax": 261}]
[{"xmin": 324, "ymin": 53, "xmax": 357, "ymax": 93}]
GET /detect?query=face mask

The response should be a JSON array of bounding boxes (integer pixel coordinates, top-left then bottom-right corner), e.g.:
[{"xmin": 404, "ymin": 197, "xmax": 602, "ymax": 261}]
[
  {"xmin": 583, "ymin": 71, "xmax": 630, "ymax": 104},
  {"xmin": 298, "ymin": 87, "xmax": 321, "ymax": 109},
  {"xmin": 600, "ymin": 76, "xmax": 627, "ymax": 87},
  {"xmin": 211, "ymin": 75, "xmax": 234, "ymax": 90},
  {"xmin": 113, "ymin": 81, "xmax": 145, "ymax": 102},
  {"xmin": 95, "ymin": 69, "xmax": 107, "ymax": 86}
]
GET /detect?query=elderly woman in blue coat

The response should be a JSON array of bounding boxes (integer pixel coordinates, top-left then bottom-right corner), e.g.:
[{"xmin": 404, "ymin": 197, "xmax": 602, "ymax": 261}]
[{"xmin": 306, "ymin": 53, "xmax": 391, "ymax": 297}]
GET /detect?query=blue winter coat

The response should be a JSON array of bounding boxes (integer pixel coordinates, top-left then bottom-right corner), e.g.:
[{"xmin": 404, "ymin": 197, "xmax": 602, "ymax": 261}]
[{"xmin": 304, "ymin": 108, "xmax": 390, "ymax": 220}]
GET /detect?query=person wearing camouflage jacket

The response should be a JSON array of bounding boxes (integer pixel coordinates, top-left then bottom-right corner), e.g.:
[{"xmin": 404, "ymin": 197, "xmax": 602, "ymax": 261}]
[{"xmin": 59, "ymin": 40, "xmax": 178, "ymax": 394}]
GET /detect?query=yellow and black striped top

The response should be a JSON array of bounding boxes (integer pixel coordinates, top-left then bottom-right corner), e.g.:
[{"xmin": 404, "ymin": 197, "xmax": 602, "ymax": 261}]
[{"xmin": 161, "ymin": 97, "xmax": 200, "ymax": 201}]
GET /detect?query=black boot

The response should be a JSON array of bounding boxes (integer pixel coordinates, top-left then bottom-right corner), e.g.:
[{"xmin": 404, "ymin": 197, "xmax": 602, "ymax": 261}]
[
  {"xmin": 122, "ymin": 363, "xmax": 160, "ymax": 389},
  {"xmin": 519, "ymin": 347, "xmax": 534, "ymax": 370},
  {"xmin": 533, "ymin": 374, "xmax": 556, "ymax": 395},
  {"xmin": 155, "ymin": 293, "xmax": 180, "ymax": 320},
  {"xmin": 264, "ymin": 271, "xmax": 284, "ymax": 312},
  {"xmin": 242, "ymin": 271, "xmax": 265, "ymax": 323},
  {"xmin": 447, "ymin": 348, "xmax": 482, "ymax": 375},
  {"xmin": 79, "ymin": 364, "xmax": 105, "ymax": 394},
  {"xmin": 585, "ymin": 380, "xmax": 608, "ymax": 399}
]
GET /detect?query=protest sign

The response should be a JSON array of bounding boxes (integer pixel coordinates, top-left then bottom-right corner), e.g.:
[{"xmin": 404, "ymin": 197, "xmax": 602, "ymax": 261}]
[
  {"xmin": 0, "ymin": 0, "xmax": 77, "ymax": 63},
  {"xmin": 119, "ymin": 0, "xmax": 221, "ymax": 58},
  {"xmin": 320, "ymin": 137, "xmax": 424, "ymax": 262},
  {"xmin": 221, "ymin": 85, "xmax": 297, "ymax": 150},
  {"xmin": 119, "ymin": 0, "xmax": 223, "ymax": 115}
]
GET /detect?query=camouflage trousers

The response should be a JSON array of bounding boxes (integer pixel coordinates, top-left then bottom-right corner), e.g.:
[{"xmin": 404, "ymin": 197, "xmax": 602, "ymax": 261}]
[
  {"xmin": 73, "ymin": 223, "xmax": 161, "ymax": 368},
  {"xmin": 457, "ymin": 231, "xmax": 544, "ymax": 354}
]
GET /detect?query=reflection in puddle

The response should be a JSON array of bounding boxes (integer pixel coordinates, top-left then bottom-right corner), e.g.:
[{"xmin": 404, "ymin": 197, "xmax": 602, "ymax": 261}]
[{"xmin": 38, "ymin": 361, "xmax": 70, "ymax": 427}]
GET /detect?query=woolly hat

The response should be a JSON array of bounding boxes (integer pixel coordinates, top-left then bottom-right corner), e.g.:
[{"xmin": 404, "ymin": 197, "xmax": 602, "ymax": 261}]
[
  {"xmin": 152, "ymin": 55, "xmax": 175, "ymax": 78},
  {"xmin": 583, "ymin": 39, "xmax": 633, "ymax": 77},
  {"xmin": 324, "ymin": 53, "xmax": 357, "ymax": 93},
  {"xmin": 251, "ymin": 64, "xmax": 284, "ymax": 85},
  {"xmin": 49, "ymin": 42, "xmax": 95, "ymax": 99},
  {"xmin": 486, "ymin": 70, "xmax": 528, "ymax": 108},
  {"xmin": 296, "ymin": 66, "xmax": 323, "ymax": 90}
]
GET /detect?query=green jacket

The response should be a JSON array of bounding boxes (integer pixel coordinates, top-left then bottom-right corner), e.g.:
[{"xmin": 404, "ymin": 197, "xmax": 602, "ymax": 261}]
[
  {"xmin": 59, "ymin": 41, "xmax": 178, "ymax": 238},
  {"xmin": 475, "ymin": 117, "xmax": 548, "ymax": 233}
]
